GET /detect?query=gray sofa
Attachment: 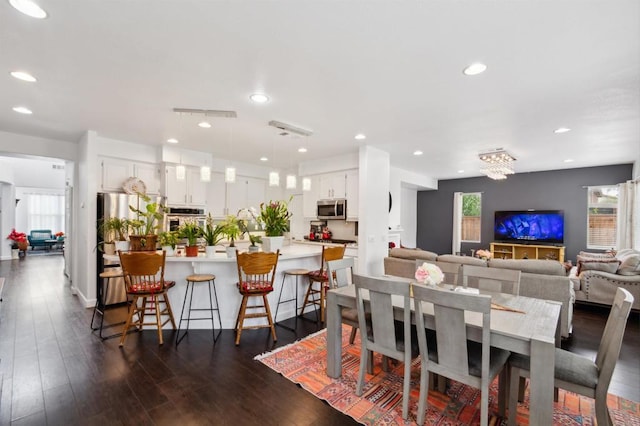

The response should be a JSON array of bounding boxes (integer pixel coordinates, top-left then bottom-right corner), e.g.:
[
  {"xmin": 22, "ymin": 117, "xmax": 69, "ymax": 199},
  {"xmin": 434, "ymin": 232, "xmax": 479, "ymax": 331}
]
[
  {"xmin": 572, "ymin": 249, "xmax": 640, "ymax": 310},
  {"xmin": 384, "ymin": 248, "xmax": 575, "ymax": 338}
]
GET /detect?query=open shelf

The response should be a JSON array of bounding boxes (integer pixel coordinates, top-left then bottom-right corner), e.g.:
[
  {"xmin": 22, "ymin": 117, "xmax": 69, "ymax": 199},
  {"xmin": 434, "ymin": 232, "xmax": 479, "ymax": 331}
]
[{"xmin": 490, "ymin": 242, "xmax": 564, "ymax": 262}]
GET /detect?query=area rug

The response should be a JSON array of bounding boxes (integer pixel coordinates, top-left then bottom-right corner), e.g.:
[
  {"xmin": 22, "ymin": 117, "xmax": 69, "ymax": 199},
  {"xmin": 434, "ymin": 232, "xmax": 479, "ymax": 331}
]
[{"xmin": 255, "ymin": 326, "xmax": 640, "ymax": 425}]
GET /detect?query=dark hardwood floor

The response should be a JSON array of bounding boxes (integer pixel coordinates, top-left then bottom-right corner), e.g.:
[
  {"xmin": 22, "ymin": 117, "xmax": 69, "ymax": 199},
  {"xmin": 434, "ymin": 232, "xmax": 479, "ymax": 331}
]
[{"xmin": 0, "ymin": 255, "xmax": 638, "ymax": 425}]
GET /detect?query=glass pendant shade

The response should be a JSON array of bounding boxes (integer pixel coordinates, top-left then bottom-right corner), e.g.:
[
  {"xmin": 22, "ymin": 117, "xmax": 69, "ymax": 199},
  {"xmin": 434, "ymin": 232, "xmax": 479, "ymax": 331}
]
[
  {"xmin": 200, "ymin": 166, "xmax": 211, "ymax": 182},
  {"xmin": 302, "ymin": 177, "xmax": 312, "ymax": 192},
  {"xmin": 225, "ymin": 166, "xmax": 236, "ymax": 183},
  {"xmin": 286, "ymin": 174, "xmax": 297, "ymax": 189},
  {"xmin": 176, "ymin": 164, "xmax": 186, "ymax": 181},
  {"xmin": 269, "ymin": 171, "xmax": 280, "ymax": 187}
]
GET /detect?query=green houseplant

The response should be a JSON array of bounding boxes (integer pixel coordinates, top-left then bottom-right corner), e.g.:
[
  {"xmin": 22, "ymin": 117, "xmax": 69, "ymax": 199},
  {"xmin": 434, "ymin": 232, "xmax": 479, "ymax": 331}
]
[
  {"xmin": 97, "ymin": 217, "xmax": 131, "ymax": 253},
  {"xmin": 220, "ymin": 214, "xmax": 242, "ymax": 257},
  {"xmin": 259, "ymin": 197, "xmax": 292, "ymax": 252},
  {"xmin": 238, "ymin": 207, "xmax": 262, "ymax": 252},
  {"xmin": 158, "ymin": 231, "xmax": 180, "ymax": 256},
  {"xmin": 179, "ymin": 221, "xmax": 201, "ymax": 257},
  {"xmin": 128, "ymin": 192, "xmax": 166, "ymax": 251},
  {"xmin": 202, "ymin": 214, "xmax": 225, "ymax": 258}
]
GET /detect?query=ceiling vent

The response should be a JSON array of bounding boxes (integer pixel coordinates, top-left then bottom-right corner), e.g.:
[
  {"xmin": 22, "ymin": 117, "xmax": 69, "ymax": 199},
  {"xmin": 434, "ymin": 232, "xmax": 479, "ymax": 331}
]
[
  {"xmin": 173, "ymin": 108, "xmax": 237, "ymax": 118},
  {"xmin": 268, "ymin": 120, "xmax": 313, "ymax": 137}
]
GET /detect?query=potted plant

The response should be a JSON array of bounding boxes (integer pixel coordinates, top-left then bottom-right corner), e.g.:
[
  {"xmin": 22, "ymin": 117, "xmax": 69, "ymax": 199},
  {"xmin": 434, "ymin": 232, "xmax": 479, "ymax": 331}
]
[
  {"xmin": 6, "ymin": 229, "xmax": 28, "ymax": 258},
  {"xmin": 179, "ymin": 221, "xmax": 201, "ymax": 257},
  {"xmin": 128, "ymin": 192, "xmax": 166, "ymax": 251},
  {"xmin": 158, "ymin": 231, "xmax": 180, "ymax": 256},
  {"xmin": 238, "ymin": 207, "xmax": 262, "ymax": 252},
  {"xmin": 202, "ymin": 213, "xmax": 225, "ymax": 258},
  {"xmin": 97, "ymin": 217, "xmax": 130, "ymax": 253},
  {"xmin": 220, "ymin": 214, "xmax": 242, "ymax": 258},
  {"xmin": 258, "ymin": 197, "xmax": 292, "ymax": 252}
]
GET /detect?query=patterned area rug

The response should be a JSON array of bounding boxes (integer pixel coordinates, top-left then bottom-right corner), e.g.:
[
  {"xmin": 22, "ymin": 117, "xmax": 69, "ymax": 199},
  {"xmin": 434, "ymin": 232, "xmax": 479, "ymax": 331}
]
[{"xmin": 256, "ymin": 326, "xmax": 640, "ymax": 425}]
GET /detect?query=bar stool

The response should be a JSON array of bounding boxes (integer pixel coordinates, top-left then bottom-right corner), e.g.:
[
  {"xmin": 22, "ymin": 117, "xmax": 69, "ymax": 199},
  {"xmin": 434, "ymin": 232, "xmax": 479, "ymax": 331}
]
[
  {"xmin": 90, "ymin": 268, "xmax": 126, "ymax": 340},
  {"xmin": 176, "ymin": 274, "xmax": 222, "ymax": 346},
  {"xmin": 300, "ymin": 245, "xmax": 346, "ymax": 322},
  {"xmin": 274, "ymin": 268, "xmax": 309, "ymax": 331}
]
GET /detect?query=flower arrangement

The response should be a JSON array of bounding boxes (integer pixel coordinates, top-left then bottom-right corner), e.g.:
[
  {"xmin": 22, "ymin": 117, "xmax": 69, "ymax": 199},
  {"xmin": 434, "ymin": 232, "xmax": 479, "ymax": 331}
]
[
  {"xmin": 219, "ymin": 215, "xmax": 242, "ymax": 247},
  {"xmin": 178, "ymin": 221, "xmax": 202, "ymax": 247},
  {"xmin": 476, "ymin": 249, "xmax": 493, "ymax": 260},
  {"xmin": 258, "ymin": 197, "xmax": 292, "ymax": 237},
  {"xmin": 415, "ymin": 262, "xmax": 444, "ymax": 286},
  {"xmin": 6, "ymin": 228, "xmax": 27, "ymax": 249},
  {"xmin": 237, "ymin": 207, "xmax": 262, "ymax": 246},
  {"xmin": 55, "ymin": 231, "xmax": 64, "ymax": 238}
]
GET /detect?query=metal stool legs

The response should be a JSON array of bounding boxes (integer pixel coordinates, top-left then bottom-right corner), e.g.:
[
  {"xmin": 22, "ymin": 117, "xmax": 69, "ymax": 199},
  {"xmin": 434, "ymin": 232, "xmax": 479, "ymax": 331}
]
[
  {"xmin": 91, "ymin": 270, "xmax": 127, "ymax": 340},
  {"xmin": 176, "ymin": 275, "xmax": 221, "ymax": 346},
  {"xmin": 274, "ymin": 271, "xmax": 303, "ymax": 332}
]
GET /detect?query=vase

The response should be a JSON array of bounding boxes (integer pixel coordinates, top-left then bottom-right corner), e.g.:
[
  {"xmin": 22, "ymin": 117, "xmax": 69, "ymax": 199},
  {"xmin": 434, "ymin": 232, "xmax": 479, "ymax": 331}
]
[
  {"xmin": 205, "ymin": 246, "xmax": 217, "ymax": 258},
  {"xmin": 11, "ymin": 249, "xmax": 19, "ymax": 259},
  {"xmin": 129, "ymin": 234, "xmax": 158, "ymax": 251},
  {"xmin": 103, "ymin": 242, "xmax": 116, "ymax": 255},
  {"xmin": 226, "ymin": 246, "xmax": 237, "ymax": 258},
  {"xmin": 185, "ymin": 245, "xmax": 199, "ymax": 257},
  {"xmin": 115, "ymin": 240, "xmax": 130, "ymax": 252},
  {"xmin": 248, "ymin": 245, "xmax": 259, "ymax": 253},
  {"xmin": 162, "ymin": 245, "xmax": 175, "ymax": 256},
  {"xmin": 261, "ymin": 236, "xmax": 284, "ymax": 253}
]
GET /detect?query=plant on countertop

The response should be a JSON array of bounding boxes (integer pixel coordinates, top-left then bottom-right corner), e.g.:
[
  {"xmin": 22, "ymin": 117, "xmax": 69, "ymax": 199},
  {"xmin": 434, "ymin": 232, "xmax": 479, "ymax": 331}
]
[
  {"xmin": 6, "ymin": 228, "xmax": 27, "ymax": 249},
  {"xmin": 129, "ymin": 192, "xmax": 166, "ymax": 236},
  {"xmin": 98, "ymin": 217, "xmax": 130, "ymax": 242},
  {"xmin": 258, "ymin": 197, "xmax": 292, "ymax": 237},
  {"xmin": 179, "ymin": 221, "xmax": 202, "ymax": 247},
  {"xmin": 202, "ymin": 213, "xmax": 226, "ymax": 247},
  {"xmin": 158, "ymin": 231, "xmax": 180, "ymax": 249},
  {"xmin": 219, "ymin": 215, "xmax": 242, "ymax": 247},
  {"xmin": 238, "ymin": 207, "xmax": 262, "ymax": 246}
]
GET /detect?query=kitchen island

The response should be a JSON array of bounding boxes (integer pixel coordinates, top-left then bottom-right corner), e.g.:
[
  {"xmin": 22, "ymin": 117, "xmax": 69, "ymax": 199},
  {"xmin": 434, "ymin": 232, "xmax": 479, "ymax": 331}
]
[{"xmin": 105, "ymin": 244, "xmax": 325, "ymax": 329}]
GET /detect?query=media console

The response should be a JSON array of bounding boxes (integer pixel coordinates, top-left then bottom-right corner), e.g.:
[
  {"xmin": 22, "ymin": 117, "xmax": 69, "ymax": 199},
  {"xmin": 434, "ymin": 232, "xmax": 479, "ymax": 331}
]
[{"xmin": 490, "ymin": 242, "xmax": 565, "ymax": 262}]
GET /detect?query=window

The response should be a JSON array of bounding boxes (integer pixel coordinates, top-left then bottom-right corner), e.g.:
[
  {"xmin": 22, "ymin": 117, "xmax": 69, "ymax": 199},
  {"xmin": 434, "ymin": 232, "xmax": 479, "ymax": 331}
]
[
  {"xmin": 587, "ymin": 185, "xmax": 618, "ymax": 249},
  {"xmin": 461, "ymin": 192, "xmax": 481, "ymax": 242},
  {"xmin": 25, "ymin": 191, "xmax": 65, "ymax": 233}
]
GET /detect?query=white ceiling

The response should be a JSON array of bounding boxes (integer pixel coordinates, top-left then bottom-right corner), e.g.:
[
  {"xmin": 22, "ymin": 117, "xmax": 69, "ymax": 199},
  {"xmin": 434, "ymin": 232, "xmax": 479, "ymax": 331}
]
[{"xmin": 1, "ymin": 1, "xmax": 638, "ymax": 180}]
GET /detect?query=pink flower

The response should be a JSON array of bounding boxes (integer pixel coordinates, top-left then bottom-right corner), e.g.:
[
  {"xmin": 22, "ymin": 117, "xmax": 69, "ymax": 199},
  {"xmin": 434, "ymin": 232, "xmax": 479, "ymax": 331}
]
[{"xmin": 415, "ymin": 267, "xmax": 428, "ymax": 282}]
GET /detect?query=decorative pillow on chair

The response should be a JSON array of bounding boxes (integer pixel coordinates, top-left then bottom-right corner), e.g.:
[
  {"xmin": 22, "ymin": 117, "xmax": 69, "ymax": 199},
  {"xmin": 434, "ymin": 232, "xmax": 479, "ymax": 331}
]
[
  {"xmin": 576, "ymin": 259, "xmax": 621, "ymax": 275},
  {"xmin": 616, "ymin": 252, "xmax": 640, "ymax": 276}
]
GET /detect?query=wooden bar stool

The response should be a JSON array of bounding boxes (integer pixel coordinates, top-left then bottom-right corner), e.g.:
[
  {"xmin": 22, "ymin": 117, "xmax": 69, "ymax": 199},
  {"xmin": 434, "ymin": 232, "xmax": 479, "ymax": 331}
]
[
  {"xmin": 176, "ymin": 274, "xmax": 221, "ymax": 346},
  {"xmin": 300, "ymin": 245, "xmax": 346, "ymax": 322},
  {"xmin": 91, "ymin": 268, "xmax": 127, "ymax": 340},
  {"xmin": 274, "ymin": 268, "xmax": 309, "ymax": 331}
]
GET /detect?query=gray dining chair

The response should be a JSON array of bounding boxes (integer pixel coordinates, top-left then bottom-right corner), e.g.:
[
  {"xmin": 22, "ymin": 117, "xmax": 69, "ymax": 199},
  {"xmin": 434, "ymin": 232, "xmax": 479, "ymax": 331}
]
[
  {"xmin": 461, "ymin": 264, "xmax": 521, "ymax": 295},
  {"xmin": 507, "ymin": 287, "xmax": 634, "ymax": 426},
  {"xmin": 327, "ymin": 257, "xmax": 359, "ymax": 344},
  {"xmin": 353, "ymin": 274, "xmax": 412, "ymax": 420},
  {"xmin": 413, "ymin": 284, "xmax": 511, "ymax": 426}
]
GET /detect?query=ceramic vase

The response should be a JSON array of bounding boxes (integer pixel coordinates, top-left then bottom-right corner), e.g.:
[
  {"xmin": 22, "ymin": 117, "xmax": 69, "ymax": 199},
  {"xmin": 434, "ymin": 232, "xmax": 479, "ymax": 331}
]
[
  {"xmin": 226, "ymin": 246, "xmax": 236, "ymax": 258},
  {"xmin": 261, "ymin": 236, "xmax": 284, "ymax": 253},
  {"xmin": 248, "ymin": 245, "xmax": 259, "ymax": 253},
  {"xmin": 114, "ymin": 241, "xmax": 130, "ymax": 252},
  {"xmin": 205, "ymin": 246, "xmax": 217, "ymax": 258},
  {"xmin": 162, "ymin": 245, "xmax": 175, "ymax": 256}
]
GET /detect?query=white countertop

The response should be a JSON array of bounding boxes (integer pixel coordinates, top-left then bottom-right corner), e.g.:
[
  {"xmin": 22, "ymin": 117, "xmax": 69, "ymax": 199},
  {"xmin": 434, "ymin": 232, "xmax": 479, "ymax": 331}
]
[{"xmin": 291, "ymin": 240, "xmax": 358, "ymax": 248}]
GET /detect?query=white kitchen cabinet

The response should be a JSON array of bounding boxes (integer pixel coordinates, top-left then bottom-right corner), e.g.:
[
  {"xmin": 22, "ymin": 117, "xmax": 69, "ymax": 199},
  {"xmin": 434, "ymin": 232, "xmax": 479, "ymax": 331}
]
[
  {"xmin": 318, "ymin": 172, "xmax": 346, "ymax": 199},
  {"xmin": 165, "ymin": 165, "xmax": 207, "ymax": 207},
  {"xmin": 226, "ymin": 176, "xmax": 266, "ymax": 216},
  {"xmin": 100, "ymin": 158, "xmax": 161, "ymax": 194},
  {"xmin": 302, "ymin": 175, "xmax": 321, "ymax": 218},
  {"xmin": 206, "ymin": 172, "xmax": 227, "ymax": 218},
  {"xmin": 345, "ymin": 169, "xmax": 358, "ymax": 220}
]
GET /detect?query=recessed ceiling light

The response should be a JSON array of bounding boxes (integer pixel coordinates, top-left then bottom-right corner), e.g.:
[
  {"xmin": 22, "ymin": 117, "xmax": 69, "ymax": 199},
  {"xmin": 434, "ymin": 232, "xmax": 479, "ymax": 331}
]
[
  {"xmin": 198, "ymin": 121, "xmax": 211, "ymax": 128},
  {"xmin": 354, "ymin": 133, "xmax": 366, "ymax": 140},
  {"xmin": 13, "ymin": 106, "xmax": 32, "ymax": 114},
  {"xmin": 564, "ymin": 158, "xmax": 574, "ymax": 163},
  {"xmin": 250, "ymin": 93, "xmax": 269, "ymax": 103},
  {"xmin": 298, "ymin": 147, "xmax": 307, "ymax": 153},
  {"xmin": 167, "ymin": 138, "xmax": 179, "ymax": 144},
  {"xmin": 260, "ymin": 157, "xmax": 268, "ymax": 162},
  {"xmin": 413, "ymin": 150, "xmax": 423, "ymax": 156},
  {"xmin": 463, "ymin": 62, "xmax": 487, "ymax": 76},
  {"xmin": 9, "ymin": 0, "xmax": 47, "ymax": 18},
  {"xmin": 10, "ymin": 71, "xmax": 36, "ymax": 82},
  {"xmin": 458, "ymin": 170, "xmax": 465, "ymax": 173},
  {"xmin": 554, "ymin": 127, "xmax": 571, "ymax": 134}
]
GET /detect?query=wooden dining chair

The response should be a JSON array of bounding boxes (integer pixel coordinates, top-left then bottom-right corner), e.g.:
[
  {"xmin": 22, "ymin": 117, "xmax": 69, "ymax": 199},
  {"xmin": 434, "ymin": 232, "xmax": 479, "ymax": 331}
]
[
  {"xmin": 461, "ymin": 264, "xmax": 521, "ymax": 295},
  {"xmin": 353, "ymin": 273, "xmax": 412, "ymax": 420},
  {"xmin": 300, "ymin": 245, "xmax": 346, "ymax": 322},
  {"xmin": 327, "ymin": 257, "xmax": 358, "ymax": 344},
  {"xmin": 118, "ymin": 250, "xmax": 176, "ymax": 346},
  {"xmin": 412, "ymin": 284, "xmax": 511, "ymax": 426},
  {"xmin": 234, "ymin": 250, "xmax": 279, "ymax": 345},
  {"xmin": 507, "ymin": 287, "xmax": 634, "ymax": 426}
]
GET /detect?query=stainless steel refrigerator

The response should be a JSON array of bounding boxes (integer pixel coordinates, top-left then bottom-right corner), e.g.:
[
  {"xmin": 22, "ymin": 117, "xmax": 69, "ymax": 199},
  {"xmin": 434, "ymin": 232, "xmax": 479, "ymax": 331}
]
[{"xmin": 96, "ymin": 192, "xmax": 165, "ymax": 305}]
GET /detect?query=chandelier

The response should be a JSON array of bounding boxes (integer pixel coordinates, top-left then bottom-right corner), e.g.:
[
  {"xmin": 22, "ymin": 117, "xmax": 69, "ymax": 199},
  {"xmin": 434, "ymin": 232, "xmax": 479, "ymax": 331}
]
[{"xmin": 479, "ymin": 150, "xmax": 516, "ymax": 180}]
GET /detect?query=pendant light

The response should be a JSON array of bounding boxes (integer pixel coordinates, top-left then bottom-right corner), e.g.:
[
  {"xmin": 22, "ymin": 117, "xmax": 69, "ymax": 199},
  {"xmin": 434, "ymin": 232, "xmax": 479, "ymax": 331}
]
[
  {"xmin": 200, "ymin": 165, "xmax": 211, "ymax": 182},
  {"xmin": 286, "ymin": 174, "xmax": 297, "ymax": 189},
  {"xmin": 302, "ymin": 177, "xmax": 312, "ymax": 191},
  {"xmin": 176, "ymin": 164, "xmax": 186, "ymax": 181}
]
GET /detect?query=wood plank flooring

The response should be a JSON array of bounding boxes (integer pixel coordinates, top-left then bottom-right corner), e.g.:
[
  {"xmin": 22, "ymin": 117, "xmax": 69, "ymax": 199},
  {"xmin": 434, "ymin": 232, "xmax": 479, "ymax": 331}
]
[{"xmin": 0, "ymin": 255, "xmax": 638, "ymax": 425}]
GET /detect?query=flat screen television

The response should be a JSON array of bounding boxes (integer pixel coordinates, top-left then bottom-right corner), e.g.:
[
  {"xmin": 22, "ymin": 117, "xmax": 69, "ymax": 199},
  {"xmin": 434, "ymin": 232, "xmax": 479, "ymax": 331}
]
[{"xmin": 494, "ymin": 210, "xmax": 564, "ymax": 245}]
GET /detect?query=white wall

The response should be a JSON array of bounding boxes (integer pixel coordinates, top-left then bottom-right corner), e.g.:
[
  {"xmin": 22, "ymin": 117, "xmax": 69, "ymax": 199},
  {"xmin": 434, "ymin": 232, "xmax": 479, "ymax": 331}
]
[
  {"xmin": 0, "ymin": 131, "xmax": 77, "ymax": 161},
  {"xmin": 400, "ymin": 186, "xmax": 417, "ymax": 247}
]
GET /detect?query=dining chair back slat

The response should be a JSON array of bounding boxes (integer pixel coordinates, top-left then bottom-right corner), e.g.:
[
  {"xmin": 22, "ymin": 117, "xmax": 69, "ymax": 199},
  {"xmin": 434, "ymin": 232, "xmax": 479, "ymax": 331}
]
[
  {"xmin": 461, "ymin": 264, "xmax": 521, "ymax": 295},
  {"xmin": 327, "ymin": 257, "xmax": 359, "ymax": 344}
]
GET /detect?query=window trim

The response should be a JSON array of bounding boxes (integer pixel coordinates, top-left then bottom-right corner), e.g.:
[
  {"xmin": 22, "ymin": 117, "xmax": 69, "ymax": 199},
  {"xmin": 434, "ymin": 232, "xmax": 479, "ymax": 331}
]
[{"xmin": 586, "ymin": 185, "xmax": 618, "ymax": 250}]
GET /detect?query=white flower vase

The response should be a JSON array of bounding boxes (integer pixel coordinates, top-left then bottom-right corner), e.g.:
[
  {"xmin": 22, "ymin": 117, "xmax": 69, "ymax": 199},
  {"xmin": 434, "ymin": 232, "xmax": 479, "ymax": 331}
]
[
  {"xmin": 11, "ymin": 249, "xmax": 19, "ymax": 259},
  {"xmin": 248, "ymin": 245, "xmax": 259, "ymax": 253},
  {"xmin": 262, "ymin": 236, "xmax": 284, "ymax": 253},
  {"xmin": 226, "ymin": 246, "xmax": 237, "ymax": 258},
  {"xmin": 205, "ymin": 245, "xmax": 217, "ymax": 258},
  {"xmin": 162, "ymin": 245, "xmax": 175, "ymax": 256}
]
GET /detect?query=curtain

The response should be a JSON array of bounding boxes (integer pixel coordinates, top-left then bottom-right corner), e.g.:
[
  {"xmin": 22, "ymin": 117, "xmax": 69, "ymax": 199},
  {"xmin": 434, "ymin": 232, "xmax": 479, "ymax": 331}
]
[
  {"xmin": 452, "ymin": 192, "xmax": 463, "ymax": 255},
  {"xmin": 25, "ymin": 192, "xmax": 65, "ymax": 233},
  {"xmin": 616, "ymin": 180, "xmax": 638, "ymax": 250}
]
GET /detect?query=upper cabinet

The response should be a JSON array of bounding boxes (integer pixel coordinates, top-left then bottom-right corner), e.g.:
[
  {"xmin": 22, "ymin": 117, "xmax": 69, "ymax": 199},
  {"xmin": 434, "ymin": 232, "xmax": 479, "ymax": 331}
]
[
  {"xmin": 165, "ymin": 165, "xmax": 207, "ymax": 207},
  {"xmin": 318, "ymin": 172, "xmax": 346, "ymax": 199},
  {"xmin": 302, "ymin": 169, "xmax": 358, "ymax": 219},
  {"xmin": 100, "ymin": 158, "xmax": 161, "ymax": 194},
  {"xmin": 345, "ymin": 169, "xmax": 359, "ymax": 221},
  {"xmin": 302, "ymin": 175, "xmax": 321, "ymax": 218},
  {"xmin": 206, "ymin": 172, "xmax": 227, "ymax": 218},
  {"xmin": 226, "ymin": 176, "xmax": 266, "ymax": 216}
]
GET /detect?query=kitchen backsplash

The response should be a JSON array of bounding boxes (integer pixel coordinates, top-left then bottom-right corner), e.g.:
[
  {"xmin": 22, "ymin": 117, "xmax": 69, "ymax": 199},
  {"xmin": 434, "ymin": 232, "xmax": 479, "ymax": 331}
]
[{"xmin": 323, "ymin": 220, "xmax": 357, "ymax": 241}]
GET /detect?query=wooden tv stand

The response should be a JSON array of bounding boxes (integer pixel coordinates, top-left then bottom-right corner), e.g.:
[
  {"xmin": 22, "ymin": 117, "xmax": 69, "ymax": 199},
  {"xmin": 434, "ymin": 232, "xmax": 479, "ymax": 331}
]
[{"xmin": 490, "ymin": 242, "xmax": 564, "ymax": 262}]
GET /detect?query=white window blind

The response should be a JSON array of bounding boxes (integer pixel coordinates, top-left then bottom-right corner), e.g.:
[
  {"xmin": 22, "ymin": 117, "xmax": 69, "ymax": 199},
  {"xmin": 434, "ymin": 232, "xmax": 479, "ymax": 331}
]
[{"xmin": 25, "ymin": 192, "xmax": 65, "ymax": 233}]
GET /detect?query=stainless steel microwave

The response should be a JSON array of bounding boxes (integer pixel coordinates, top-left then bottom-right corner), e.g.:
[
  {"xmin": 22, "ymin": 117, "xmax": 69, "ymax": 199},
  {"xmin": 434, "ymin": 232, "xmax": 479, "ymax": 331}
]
[{"xmin": 317, "ymin": 199, "xmax": 347, "ymax": 220}]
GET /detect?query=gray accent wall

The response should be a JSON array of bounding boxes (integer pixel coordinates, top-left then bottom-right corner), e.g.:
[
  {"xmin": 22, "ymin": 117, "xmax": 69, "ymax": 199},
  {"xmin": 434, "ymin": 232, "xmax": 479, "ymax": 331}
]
[{"xmin": 416, "ymin": 164, "xmax": 633, "ymax": 261}]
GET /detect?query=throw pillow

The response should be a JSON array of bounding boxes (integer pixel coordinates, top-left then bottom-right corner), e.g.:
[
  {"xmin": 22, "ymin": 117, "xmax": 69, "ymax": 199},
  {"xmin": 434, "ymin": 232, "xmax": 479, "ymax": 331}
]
[
  {"xmin": 577, "ymin": 259, "xmax": 621, "ymax": 275},
  {"xmin": 578, "ymin": 251, "xmax": 614, "ymax": 259},
  {"xmin": 616, "ymin": 252, "xmax": 640, "ymax": 276}
]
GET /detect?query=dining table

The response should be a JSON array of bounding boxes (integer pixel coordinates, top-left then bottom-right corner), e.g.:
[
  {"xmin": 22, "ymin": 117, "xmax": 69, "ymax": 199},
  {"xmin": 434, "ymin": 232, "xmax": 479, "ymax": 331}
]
[{"xmin": 325, "ymin": 282, "xmax": 562, "ymax": 425}]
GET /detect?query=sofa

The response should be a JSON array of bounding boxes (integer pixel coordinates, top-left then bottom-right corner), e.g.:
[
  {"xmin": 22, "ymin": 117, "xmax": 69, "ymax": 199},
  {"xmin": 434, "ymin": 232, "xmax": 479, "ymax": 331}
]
[
  {"xmin": 27, "ymin": 229, "xmax": 54, "ymax": 250},
  {"xmin": 384, "ymin": 248, "xmax": 575, "ymax": 338},
  {"xmin": 572, "ymin": 249, "xmax": 640, "ymax": 311}
]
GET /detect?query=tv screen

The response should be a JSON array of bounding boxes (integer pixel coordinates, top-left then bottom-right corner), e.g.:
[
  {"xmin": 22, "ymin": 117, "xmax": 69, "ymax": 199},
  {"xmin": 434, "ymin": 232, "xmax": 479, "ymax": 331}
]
[{"xmin": 494, "ymin": 210, "xmax": 564, "ymax": 244}]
